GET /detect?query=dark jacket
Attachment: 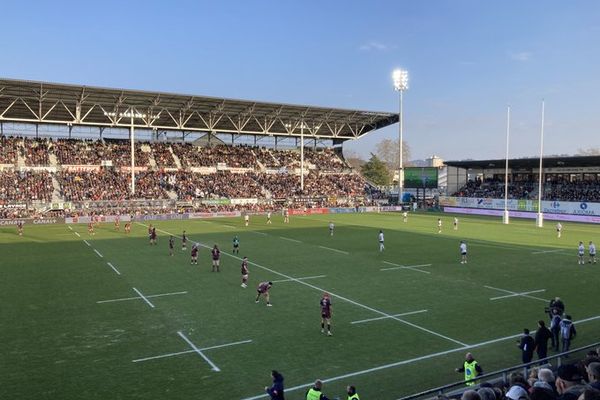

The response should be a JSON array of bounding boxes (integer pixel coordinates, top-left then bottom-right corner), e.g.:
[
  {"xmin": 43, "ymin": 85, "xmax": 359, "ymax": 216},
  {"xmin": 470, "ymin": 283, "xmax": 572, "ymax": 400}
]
[
  {"xmin": 519, "ymin": 334, "xmax": 535, "ymax": 357},
  {"xmin": 534, "ymin": 327, "xmax": 552, "ymax": 350},
  {"xmin": 267, "ymin": 374, "xmax": 285, "ymax": 400}
]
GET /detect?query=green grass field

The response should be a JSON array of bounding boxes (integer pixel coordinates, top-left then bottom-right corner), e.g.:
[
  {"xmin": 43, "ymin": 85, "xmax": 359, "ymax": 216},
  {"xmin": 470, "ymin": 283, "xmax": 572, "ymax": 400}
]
[{"xmin": 2, "ymin": 212, "xmax": 599, "ymax": 399}]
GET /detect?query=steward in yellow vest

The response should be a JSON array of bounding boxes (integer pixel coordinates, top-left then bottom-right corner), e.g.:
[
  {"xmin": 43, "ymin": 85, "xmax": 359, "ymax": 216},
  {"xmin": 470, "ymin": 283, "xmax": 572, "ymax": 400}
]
[{"xmin": 455, "ymin": 352, "xmax": 483, "ymax": 386}]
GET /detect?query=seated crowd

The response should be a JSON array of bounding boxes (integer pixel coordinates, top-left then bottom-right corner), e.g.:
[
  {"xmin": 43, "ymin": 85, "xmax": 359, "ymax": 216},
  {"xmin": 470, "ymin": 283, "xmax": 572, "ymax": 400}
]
[{"xmin": 0, "ymin": 136, "xmax": 364, "ymax": 214}]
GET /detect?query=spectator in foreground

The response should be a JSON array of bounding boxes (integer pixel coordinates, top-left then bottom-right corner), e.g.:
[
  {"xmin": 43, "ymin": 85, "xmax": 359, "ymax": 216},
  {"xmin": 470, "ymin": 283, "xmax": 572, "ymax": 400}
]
[
  {"xmin": 461, "ymin": 389, "xmax": 481, "ymax": 400},
  {"xmin": 265, "ymin": 370, "xmax": 285, "ymax": 400},
  {"xmin": 555, "ymin": 364, "xmax": 585, "ymax": 400},
  {"xmin": 588, "ymin": 362, "xmax": 600, "ymax": 390}
]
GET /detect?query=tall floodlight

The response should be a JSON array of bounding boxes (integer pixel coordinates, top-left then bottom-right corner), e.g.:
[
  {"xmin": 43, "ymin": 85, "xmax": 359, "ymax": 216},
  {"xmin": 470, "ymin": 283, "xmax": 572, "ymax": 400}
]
[
  {"xmin": 393, "ymin": 69, "xmax": 409, "ymax": 204},
  {"xmin": 503, "ymin": 106, "xmax": 511, "ymax": 224},
  {"xmin": 536, "ymin": 100, "xmax": 545, "ymax": 227}
]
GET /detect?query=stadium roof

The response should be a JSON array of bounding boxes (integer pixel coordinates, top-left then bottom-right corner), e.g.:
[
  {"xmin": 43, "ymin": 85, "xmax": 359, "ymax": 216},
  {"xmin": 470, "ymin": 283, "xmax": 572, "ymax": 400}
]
[
  {"xmin": 445, "ymin": 155, "xmax": 600, "ymax": 170},
  {"xmin": 0, "ymin": 78, "xmax": 398, "ymax": 140}
]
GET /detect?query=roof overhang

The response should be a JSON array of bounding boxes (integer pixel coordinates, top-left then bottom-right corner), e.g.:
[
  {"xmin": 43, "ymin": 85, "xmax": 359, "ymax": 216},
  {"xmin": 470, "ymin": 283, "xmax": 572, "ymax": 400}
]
[
  {"xmin": 0, "ymin": 78, "xmax": 398, "ymax": 140},
  {"xmin": 445, "ymin": 155, "xmax": 600, "ymax": 170}
]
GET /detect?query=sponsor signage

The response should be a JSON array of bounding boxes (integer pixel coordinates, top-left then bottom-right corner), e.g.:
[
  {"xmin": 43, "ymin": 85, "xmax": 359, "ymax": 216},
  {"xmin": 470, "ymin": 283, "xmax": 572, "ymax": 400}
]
[
  {"xmin": 440, "ymin": 196, "xmax": 600, "ymax": 216},
  {"xmin": 201, "ymin": 198, "xmax": 231, "ymax": 205},
  {"xmin": 189, "ymin": 211, "xmax": 241, "ymax": 219},
  {"xmin": 443, "ymin": 206, "xmax": 600, "ymax": 224},
  {"xmin": 0, "ymin": 218, "xmax": 64, "ymax": 225},
  {"xmin": 63, "ymin": 165, "xmax": 102, "ymax": 172}
]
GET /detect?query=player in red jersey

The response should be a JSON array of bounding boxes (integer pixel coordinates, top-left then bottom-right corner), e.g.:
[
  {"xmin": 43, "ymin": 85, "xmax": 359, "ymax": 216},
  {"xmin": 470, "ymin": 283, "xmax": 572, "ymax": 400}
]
[
  {"xmin": 255, "ymin": 281, "xmax": 273, "ymax": 306},
  {"xmin": 169, "ymin": 236, "xmax": 175, "ymax": 257},
  {"xmin": 240, "ymin": 256, "xmax": 249, "ymax": 288},
  {"xmin": 211, "ymin": 244, "xmax": 221, "ymax": 272},
  {"xmin": 182, "ymin": 230, "xmax": 188, "ymax": 251},
  {"xmin": 88, "ymin": 222, "xmax": 95, "ymax": 235},
  {"xmin": 124, "ymin": 222, "xmax": 131, "ymax": 233},
  {"xmin": 320, "ymin": 292, "xmax": 333, "ymax": 336},
  {"xmin": 191, "ymin": 243, "xmax": 199, "ymax": 265},
  {"xmin": 114, "ymin": 217, "xmax": 120, "ymax": 231},
  {"xmin": 17, "ymin": 221, "xmax": 23, "ymax": 236},
  {"xmin": 150, "ymin": 227, "xmax": 157, "ymax": 245}
]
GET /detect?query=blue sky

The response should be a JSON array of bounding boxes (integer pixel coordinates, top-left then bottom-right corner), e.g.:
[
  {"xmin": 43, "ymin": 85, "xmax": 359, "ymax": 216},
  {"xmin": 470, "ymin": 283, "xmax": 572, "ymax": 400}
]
[{"xmin": 2, "ymin": 0, "xmax": 599, "ymax": 161}]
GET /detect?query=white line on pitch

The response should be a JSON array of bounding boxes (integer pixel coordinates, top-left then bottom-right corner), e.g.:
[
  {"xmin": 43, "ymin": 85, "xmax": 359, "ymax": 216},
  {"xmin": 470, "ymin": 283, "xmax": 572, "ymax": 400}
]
[
  {"xmin": 351, "ymin": 309, "xmax": 429, "ymax": 325},
  {"xmin": 532, "ymin": 249, "xmax": 566, "ymax": 255},
  {"xmin": 83, "ymin": 240, "xmax": 91, "ymax": 247},
  {"xmin": 97, "ymin": 291, "xmax": 188, "ymax": 304},
  {"xmin": 67, "ymin": 226, "xmax": 73, "ymax": 231},
  {"xmin": 177, "ymin": 331, "xmax": 220, "ymax": 372},
  {"xmin": 240, "ymin": 314, "xmax": 600, "ymax": 400},
  {"xmin": 132, "ymin": 288, "xmax": 155, "ymax": 308},
  {"xmin": 272, "ymin": 275, "xmax": 327, "ymax": 283},
  {"xmin": 318, "ymin": 245, "xmax": 349, "ymax": 255},
  {"xmin": 74, "ymin": 232, "xmax": 80, "ymax": 237},
  {"xmin": 279, "ymin": 236, "xmax": 302, "ymax": 243},
  {"xmin": 380, "ymin": 262, "xmax": 432, "ymax": 274},
  {"xmin": 484, "ymin": 285, "xmax": 549, "ymax": 302},
  {"xmin": 250, "ymin": 231, "xmax": 268, "ymax": 236},
  {"xmin": 490, "ymin": 289, "xmax": 546, "ymax": 301},
  {"xmin": 93, "ymin": 249, "xmax": 103, "ymax": 258},
  {"xmin": 132, "ymin": 339, "xmax": 252, "ymax": 363},
  {"xmin": 222, "ymin": 225, "xmax": 236, "ymax": 229},
  {"xmin": 106, "ymin": 262, "xmax": 121, "ymax": 275},
  {"xmin": 137, "ymin": 223, "xmax": 467, "ymax": 347}
]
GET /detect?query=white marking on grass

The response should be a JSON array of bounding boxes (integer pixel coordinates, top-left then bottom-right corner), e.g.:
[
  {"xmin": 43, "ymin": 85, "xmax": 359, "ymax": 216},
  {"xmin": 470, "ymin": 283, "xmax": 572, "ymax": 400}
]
[
  {"xmin": 67, "ymin": 226, "xmax": 73, "ymax": 231},
  {"xmin": 138, "ymin": 224, "xmax": 468, "ymax": 347},
  {"xmin": 83, "ymin": 240, "xmax": 91, "ymax": 247},
  {"xmin": 240, "ymin": 314, "xmax": 600, "ymax": 400},
  {"xmin": 132, "ymin": 339, "xmax": 252, "ymax": 363},
  {"xmin": 251, "ymin": 231, "xmax": 268, "ymax": 236},
  {"xmin": 132, "ymin": 287, "xmax": 155, "ymax": 308},
  {"xmin": 490, "ymin": 289, "xmax": 546, "ymax": 301},
  {"xmin": 351, "ymin": 309, "xmax": 428, "ymax": 325},
  {"xmin": 74, "ymin": 232, "xmax": 80, "ymax": 237},
  {"xmin": 93, "ymin": 249, "xmax": 103, "ymax": 258},
  {"xmin": 318, "ymin": 245, "xmax": 349, "ymax": 255},
  {"xmin": 222, "ymin": 225, "xmax": 236, "ymax": 229},
  {"xmin": 177, "ymin": 331, "xmax": 220, "ymax": 372},
  {"xmin": 380, "ymin": 262, "xmax": 432, "ymax": 274},
  {"xmin": 532, "ymin": 249, "xmax": 566, "ymax": 255},
  {"xmin": 279, "ymin": 236, "xmax": 302, "ymax": 243},
  {"xmin": 271, "ymin": 275, "xmax": 327, "ymax": 283},
  {"xmin": 484, "ymin": 285, "xmax": 549, "ymax": 302},
  {"xmin": 97, "ymin": 291, "xmax": 188, "ymax": 304},
  {"xmin": 106, "ymin": 262, "xmax": 121, "ymax": 275}
]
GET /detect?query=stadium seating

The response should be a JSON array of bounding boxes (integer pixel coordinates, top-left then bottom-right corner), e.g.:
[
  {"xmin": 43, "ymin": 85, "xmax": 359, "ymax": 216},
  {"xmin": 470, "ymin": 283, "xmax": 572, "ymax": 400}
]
[{"xmin": 0, "ymin": 136, "xmax": 367, "ymax": 213}]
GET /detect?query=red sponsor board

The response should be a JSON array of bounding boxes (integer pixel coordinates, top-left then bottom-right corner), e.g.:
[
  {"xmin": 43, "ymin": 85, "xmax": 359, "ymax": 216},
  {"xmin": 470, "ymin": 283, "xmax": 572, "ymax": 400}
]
[{"xmin": 288, "ymin": 208, "xmax": 329, "ymax": 215}]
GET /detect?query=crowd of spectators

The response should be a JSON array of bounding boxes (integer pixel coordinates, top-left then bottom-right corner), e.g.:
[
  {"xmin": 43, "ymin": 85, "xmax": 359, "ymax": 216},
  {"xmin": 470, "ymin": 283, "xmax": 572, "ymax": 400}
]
[
  {"xmin": 22, "ymin": 138, "xmax": 51, "ymax": 166},
  {"xmin": 454, "ymin": 177, "xmax": 600, "ymax": 202},
  {"xmin": 453, "ymin": 178, "xmax": 536, "ymax": 199},
  {"xmin": 165, "ymin": 171, "xmax": 263, "ymax": 200},
  {"xmin": 0, "ymin": 171, "xmax": 53, "ymax": 202},
  {"xmin": 0, "ymin": 136, "xmax": 20, "ymax": 164},
  {"xmin": 53, "ymin": 139, "xmax": 104, "ymax": 165},
  {"xmin": 150, "ymin": 143, "xmax": 177, "ymax": 168}
]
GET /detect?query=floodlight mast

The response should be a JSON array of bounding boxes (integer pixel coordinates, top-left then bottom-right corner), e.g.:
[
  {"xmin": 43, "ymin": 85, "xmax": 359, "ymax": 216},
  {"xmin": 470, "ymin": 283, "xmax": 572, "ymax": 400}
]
[{"xmin": 393, "ymin": 69, "xmax": 409, "ymax": 204}]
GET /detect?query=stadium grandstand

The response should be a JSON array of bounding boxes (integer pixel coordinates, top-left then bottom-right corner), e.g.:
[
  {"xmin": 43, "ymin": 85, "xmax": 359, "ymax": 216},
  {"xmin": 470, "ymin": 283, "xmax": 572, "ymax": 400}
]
[
  {"xmin": 0, "ymin": 78, "xmax": 398, "ymax": 219},
  {"xmin": 442, "ymin": 156, "xmax": 600, "ymax": 223}
]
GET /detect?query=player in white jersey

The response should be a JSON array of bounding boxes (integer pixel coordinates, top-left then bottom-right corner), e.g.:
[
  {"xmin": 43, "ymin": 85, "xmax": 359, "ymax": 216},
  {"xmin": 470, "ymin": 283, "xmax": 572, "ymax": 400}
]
[
  {"xmin": 556, "ymin": 222, "xmax": 563, "ymax": 238},
  {"xmin": 266, "ymin": 211, "xmax": 272, "ymax": 224},
  {"xmin": 329, "ymin": 221, "xmax": 334, "ymax": 236},
  {"xmin": 244, "ymin": 214, "xmax": 249, "ymax": 227},
  {"xmin": 402, "ymin": 211, "xmax": 408, "ymax": 223},
  {"xmin": 578, "ymin": 241, "xmax": 585, "ymax": 265},
  {"xmin": 460, "ymin": 241, "xmax": 468, "ymax": 264},
  {"xmin": 589, "ymin": 241, "xmax": 597, "ymax": 264},
  {"xmin": 283, "ymin": 209, "xmax": 289, "ymax": 223},
  {"xmin": 453, "ymin": 217, "xmax": 458, "ymax": 231},
  {"xmin": 437, "ymin": 218, "xmax": 442, "ymax": 234},
  {"xmin": 378, "ymin": 230, "xmax": 385, "ymax": 252}
]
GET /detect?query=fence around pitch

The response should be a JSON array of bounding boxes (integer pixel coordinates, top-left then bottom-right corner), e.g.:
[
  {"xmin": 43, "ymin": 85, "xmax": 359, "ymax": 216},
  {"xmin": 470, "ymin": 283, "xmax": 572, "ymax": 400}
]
[{"xmin": 397, "ymin": 341, "xmax": 600, "ymax": 400}]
